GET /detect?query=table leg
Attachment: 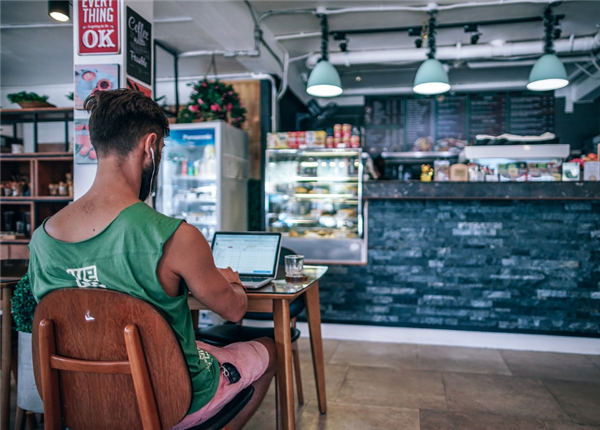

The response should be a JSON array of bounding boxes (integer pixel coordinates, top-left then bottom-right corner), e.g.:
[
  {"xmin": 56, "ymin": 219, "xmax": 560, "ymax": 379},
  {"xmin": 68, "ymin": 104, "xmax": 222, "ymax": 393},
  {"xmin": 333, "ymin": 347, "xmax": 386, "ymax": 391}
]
[
  {"xmin": 272, "ymin": 299, "xmax": 295, "ymax": 430},
  {"xmin": 304, "ymin": 282, "xmax": 327, "ymax": 414},
  {"xmin": 1, "ymin": 287, "xmax": 13, "ymax": 430}
]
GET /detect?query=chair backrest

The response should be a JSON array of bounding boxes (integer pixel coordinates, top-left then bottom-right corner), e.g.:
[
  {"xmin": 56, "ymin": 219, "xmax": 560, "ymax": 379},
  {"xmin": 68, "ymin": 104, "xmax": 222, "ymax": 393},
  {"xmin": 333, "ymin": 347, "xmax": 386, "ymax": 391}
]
[{"xmin": 32, "ymin": 288, "xmax": 191, "ymax": 430}]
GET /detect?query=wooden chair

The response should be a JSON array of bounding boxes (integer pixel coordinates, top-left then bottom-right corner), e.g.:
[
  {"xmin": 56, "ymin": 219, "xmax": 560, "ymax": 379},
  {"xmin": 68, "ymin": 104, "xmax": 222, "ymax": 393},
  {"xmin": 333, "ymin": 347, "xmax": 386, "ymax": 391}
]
[
  {"xmin": 195, "ymin": 246, "xmax": 306, "ymax": 405},
  {"xmin": 32, "ymin": 288, "xmax": 253, "ymax": 430}
]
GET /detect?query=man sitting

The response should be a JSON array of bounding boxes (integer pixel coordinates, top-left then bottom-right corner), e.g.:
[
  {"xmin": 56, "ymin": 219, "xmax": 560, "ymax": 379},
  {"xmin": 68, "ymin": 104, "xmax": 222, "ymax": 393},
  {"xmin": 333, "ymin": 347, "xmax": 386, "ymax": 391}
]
[{"xmin": 27, "ymin": 89, "xmax": 276, "ymax": 430}]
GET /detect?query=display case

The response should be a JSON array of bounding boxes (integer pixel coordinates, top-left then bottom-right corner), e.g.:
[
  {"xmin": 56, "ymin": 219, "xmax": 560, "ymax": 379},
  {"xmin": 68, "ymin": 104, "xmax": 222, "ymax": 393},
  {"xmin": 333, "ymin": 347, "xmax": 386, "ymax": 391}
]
[
  {"xmin": 156, "ymin": 121, "xmax": 248, "ymax": 241},
  {"xmin": 265, "ymin": 148, "xmax": 366, "ymax": 264}
]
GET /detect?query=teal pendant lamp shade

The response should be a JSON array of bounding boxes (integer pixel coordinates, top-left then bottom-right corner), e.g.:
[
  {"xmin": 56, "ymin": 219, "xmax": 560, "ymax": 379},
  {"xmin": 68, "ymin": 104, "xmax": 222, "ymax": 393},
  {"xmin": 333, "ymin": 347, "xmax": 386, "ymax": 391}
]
[
  {"xmin": 526, "ymin": 53, "xmax": 568, "ymax": 91},
  {"xmin": 413, "ymin": 58, "xmax": 451, "ymax": 95},
  {"xmin": 307, "ymin": 14, "xmax": 343, "ymax": 98},
  {"xmin": 307, "ymin": 60, "xmax": 343, "ymax": 97},
  {"xmin": 48, "ymin": 1, "xmax": 70, "ymax": 22},
  {"xmin": 412, "ymin": 10, "xmax": 450, "ymax": 95}
]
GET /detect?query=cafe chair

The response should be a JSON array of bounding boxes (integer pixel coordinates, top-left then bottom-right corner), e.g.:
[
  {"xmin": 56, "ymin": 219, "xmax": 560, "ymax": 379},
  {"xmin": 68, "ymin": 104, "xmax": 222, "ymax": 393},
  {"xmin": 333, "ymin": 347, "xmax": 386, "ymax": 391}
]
[
  {"xmin": 195, "ymin": 246, "xmax": 306, "ymax": 405},
  {"xmin": 32, "ymin": 288, "xmax": 254, "ymax": 430}
]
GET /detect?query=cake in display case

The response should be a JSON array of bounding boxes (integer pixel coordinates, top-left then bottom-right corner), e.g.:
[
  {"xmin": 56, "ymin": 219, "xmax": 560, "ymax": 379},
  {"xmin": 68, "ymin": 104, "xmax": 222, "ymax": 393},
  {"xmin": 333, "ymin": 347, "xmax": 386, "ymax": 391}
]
[{"xmin": 265, "ymin": 148, "xmax": 366, "ymax": 264}]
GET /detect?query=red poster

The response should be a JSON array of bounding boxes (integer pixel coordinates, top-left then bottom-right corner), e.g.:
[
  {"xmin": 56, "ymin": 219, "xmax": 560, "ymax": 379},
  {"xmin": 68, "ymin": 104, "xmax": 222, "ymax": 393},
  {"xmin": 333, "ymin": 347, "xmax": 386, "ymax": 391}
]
[
  {"xmin": 78, "ymin": 0, "xmax": 120, "ymax": 55},
  {"xmin": 127, "ymin": 78, "xmax": 152, "ymax": 97}
]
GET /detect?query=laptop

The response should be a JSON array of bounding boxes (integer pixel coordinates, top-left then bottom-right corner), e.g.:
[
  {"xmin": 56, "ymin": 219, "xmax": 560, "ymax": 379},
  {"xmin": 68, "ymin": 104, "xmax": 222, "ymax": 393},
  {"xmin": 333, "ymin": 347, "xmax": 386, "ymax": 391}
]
[{"xmin": 211, "ymin": 232, "xmax": 282, "ymax": 289}]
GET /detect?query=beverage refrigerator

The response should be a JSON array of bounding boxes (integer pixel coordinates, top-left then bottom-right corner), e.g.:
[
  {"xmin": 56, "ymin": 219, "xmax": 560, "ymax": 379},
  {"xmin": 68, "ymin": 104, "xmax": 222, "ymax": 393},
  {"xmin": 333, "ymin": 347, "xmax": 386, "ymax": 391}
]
[{"xmin": 155, "ymin": 121, "xmax": 248, "ymax": 241}]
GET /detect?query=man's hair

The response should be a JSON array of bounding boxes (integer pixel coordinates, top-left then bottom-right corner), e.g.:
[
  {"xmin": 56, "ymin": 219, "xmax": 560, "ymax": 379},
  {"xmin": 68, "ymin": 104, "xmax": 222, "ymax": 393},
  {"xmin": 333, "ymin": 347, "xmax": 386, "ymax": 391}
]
[{"xmin": 84, "ymin": 89, "xmax": 170, "ymax": 158}]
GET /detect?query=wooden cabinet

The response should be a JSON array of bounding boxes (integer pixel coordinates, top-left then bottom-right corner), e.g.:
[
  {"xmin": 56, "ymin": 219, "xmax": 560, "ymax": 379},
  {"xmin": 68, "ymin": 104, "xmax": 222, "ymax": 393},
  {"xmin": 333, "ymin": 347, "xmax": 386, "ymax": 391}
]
[{"xmin": 1, "ymin": 152, "xmax": 73, "ymax": 258}]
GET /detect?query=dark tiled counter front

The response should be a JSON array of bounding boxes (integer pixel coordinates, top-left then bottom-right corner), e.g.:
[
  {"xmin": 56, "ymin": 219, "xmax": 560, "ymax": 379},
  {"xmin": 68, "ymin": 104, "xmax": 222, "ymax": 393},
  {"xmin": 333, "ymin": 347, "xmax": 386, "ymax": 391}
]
[
  {"xmin": 313, "ymin": 183, "xmax": 600, "ymax": 337},
  {"xmin": 363, "ymin": 181, "xmax": 600, "ymax": 200}
]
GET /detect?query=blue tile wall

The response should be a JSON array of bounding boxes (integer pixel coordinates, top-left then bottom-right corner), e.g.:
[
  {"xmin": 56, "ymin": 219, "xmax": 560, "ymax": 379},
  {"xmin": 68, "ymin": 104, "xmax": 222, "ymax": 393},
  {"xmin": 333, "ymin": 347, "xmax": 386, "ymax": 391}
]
[{"xmin": 317, "ymin": 199, "xmax": 600, "ymax": 336}]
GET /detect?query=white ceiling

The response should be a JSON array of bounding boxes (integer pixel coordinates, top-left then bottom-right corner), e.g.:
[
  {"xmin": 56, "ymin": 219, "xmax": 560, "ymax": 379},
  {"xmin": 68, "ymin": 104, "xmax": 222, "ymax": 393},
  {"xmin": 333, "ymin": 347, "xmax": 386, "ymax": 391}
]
[{"xmin": 1, "ymin": 0, "xmax": 600, "ymax": 103}]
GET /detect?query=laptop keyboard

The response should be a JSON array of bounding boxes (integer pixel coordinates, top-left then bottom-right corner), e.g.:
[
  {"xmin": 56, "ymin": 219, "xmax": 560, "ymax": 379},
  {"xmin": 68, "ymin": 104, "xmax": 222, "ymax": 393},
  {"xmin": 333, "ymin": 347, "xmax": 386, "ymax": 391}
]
[{"xmin": 240, "ymin": 276, "xmax": 268, "ymax": 282}]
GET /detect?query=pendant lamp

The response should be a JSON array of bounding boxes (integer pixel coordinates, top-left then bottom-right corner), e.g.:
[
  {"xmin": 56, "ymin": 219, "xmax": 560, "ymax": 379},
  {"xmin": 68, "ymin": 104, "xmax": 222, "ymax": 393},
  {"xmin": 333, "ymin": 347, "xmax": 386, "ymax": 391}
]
[
  {"xmin": 48, "ymin": 1, "xmax": 70, "ymax": 22},
  {"xmin": 527, "ymin": 7, "xmax": 568, "ymax": 91},
  {"xmin": 307, "ymin": 15, "xmax": 343, "ymax": 97},
  {"xmin": 413, "ymin": 11, "xmax": 450, "ymax": 95}
]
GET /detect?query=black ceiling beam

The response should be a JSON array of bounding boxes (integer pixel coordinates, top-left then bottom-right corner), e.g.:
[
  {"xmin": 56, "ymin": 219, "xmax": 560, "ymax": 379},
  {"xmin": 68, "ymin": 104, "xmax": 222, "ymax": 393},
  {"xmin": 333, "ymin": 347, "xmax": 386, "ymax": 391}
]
[{"xmin": 331, "ymin": 15, "xmax": 564, "ymax": 40}]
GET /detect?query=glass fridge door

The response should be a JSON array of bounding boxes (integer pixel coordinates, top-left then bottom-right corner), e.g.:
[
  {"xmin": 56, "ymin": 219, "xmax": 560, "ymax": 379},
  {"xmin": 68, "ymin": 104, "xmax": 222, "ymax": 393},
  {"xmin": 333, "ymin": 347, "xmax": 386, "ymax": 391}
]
[
  {"xmin": 265, "ymin": 148, "xmax": 366, "ymax": 264},
  {"xmin": 157, "ymin": 140, "xmax": 218, "ymax": 240}
]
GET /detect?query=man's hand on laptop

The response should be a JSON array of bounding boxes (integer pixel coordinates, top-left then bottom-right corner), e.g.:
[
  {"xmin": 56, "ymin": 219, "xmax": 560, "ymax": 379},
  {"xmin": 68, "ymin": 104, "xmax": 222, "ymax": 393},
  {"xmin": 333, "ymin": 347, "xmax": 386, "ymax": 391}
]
[{"xmin": 218, "ymin": 267, "xmax": 246, "ymax": 291}]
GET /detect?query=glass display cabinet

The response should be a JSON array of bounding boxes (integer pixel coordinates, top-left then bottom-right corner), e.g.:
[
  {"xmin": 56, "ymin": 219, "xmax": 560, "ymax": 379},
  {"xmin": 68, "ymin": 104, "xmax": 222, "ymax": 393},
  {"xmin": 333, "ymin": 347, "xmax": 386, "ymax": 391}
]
[{"xmin": 265, "ymin": 148, "xmax": 366, "ymax": 264}]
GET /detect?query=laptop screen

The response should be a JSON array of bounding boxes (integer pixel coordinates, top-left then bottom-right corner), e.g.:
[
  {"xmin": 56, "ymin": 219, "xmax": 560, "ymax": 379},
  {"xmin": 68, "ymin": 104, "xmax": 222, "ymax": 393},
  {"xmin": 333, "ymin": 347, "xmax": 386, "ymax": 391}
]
[{"xmin": 211, "ymin": 232, "xmax": 282, "ymax": 276}]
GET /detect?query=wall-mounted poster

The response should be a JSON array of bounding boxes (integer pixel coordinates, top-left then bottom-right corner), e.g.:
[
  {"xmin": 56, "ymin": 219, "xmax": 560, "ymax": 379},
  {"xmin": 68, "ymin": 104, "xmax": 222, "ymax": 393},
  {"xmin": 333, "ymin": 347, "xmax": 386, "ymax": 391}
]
[
  {"xmin": 78, "ymin": 0, "xmax": 120, "ymax": 55},
  {"xmin": 74, "ymin": 64, "xmax": 119, "ymax": 109},
  {"xmin": 126, "ymin": 6, "xmax": 152, "ymax": 85},
  {"xmin": 74, "ymin": 119, "xmax": 97, "ymax": 164},
  {"xmin": 127, "ymin": 78, "xmax": 152, "ymax": 98}
]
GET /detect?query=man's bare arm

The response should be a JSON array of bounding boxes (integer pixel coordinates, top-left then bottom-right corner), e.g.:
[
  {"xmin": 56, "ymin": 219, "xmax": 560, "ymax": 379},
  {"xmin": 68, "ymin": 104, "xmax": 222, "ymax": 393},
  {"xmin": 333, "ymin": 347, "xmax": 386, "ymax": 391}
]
[{"xmin": 157, "ymin": 223, "xmax": 247, "ymax": 322}]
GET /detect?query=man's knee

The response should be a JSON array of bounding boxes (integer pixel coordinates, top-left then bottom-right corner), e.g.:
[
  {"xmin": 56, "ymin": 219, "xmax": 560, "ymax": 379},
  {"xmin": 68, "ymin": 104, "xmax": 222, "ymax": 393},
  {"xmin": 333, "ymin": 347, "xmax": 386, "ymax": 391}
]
[{"xmin": 254, "ymin": 337, "xmax": 277, "ymax": 373}]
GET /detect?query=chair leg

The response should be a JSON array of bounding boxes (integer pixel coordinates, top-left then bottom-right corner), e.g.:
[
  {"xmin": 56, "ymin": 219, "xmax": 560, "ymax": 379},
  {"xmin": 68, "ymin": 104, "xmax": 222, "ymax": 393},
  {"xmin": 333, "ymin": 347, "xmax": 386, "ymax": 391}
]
[
  {"xmin": 291, "ymin": 342, "xmax": 304, "ymax": 406},
  {"xmin": 14, "ymin": 407, "xmax": 26, "ymax": 430}
]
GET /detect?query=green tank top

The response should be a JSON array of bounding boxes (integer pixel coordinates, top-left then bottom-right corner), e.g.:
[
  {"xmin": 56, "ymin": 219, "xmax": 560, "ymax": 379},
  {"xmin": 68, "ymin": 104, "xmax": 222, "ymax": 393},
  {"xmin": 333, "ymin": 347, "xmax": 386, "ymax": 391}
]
[{"xmin": 28, "ymin": 202, "xmax": 219, "ymax": 414}]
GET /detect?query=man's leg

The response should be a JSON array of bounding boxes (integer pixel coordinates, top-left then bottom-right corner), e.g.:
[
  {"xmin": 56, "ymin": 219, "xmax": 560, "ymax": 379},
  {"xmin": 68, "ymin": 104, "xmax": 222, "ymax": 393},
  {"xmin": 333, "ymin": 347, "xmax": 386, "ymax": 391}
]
[{"xmin": 230, "ymin": 337, "xmax": 277, "ymax": 430}]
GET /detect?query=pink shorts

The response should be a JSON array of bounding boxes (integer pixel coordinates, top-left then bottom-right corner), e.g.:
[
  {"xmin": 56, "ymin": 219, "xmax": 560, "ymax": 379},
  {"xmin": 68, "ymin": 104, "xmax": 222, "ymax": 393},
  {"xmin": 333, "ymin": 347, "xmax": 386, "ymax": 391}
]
[{"xmin": 171, "ymin": 340, "xmax": 269, "ymax": 430}]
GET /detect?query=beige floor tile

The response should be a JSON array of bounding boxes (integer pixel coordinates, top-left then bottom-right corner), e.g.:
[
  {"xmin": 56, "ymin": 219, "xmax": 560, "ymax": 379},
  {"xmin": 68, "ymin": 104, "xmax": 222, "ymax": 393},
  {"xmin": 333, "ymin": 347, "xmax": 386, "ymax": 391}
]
[
  {"xmin": 500, "ymin": 350, "xmax": 600, "ymax": 382},
  {"xmin": 296, "ymin": 401, "xmax": 420, "ymax": 430},
  {"xmin": 337, "ymin": 365, "xmax": 447, "ymax": 409},
  {"xmin": 586, "ymin": 355, "xmax": 600, "ymax": 369},
  {"xmin": 543, "ymin": 380, "xmax": 600, "ymax": 426},
  {"xmin": 420, "ymin": 409, "xmax": 547, "ymax": 430},
  {"xmin": 544, "ymin": 421, "xmax": 600, "ymax": 430},
  {"xmin": 329, "ymin": 339, "xmax": 419, "ymax": 369},
  {"xmin": 444, "ymin": 372, "xmax": 570, "ymax": 421},
  {"xmin": 417, "ymin": 345, "xmax": 512, "ymax": 375},
  {"xmin": 244, "ymin": 380, "xmax": 309, "ymax": 430},
  {"xmin": 297, "ymin": 363, "xmax": 350, "ymax": 403},
  {"xmin": 297, "ymin": 337, "xmax": 340, "ymax": 365}
]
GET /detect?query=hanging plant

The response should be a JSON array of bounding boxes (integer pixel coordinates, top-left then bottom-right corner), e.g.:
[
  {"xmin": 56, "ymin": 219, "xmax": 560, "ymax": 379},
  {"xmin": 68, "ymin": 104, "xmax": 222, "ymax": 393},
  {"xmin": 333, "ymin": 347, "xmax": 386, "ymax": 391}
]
[{"xmin": 179, "ymin": 78, "xmax": 247, "ymax": 128}]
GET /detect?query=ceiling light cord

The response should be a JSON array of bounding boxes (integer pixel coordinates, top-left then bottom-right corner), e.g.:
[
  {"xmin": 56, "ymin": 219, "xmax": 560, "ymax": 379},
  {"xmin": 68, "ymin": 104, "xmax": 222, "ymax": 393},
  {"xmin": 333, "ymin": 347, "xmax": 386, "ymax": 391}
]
[
  {"xmin": 319, "ymin": 14, "xmax": 330, "ymax": 62},
  {"xmin": 427, "ymin": 11, "xmax": 438, "ymax": 60},
  {"xmin": 543, "ymin": 6, "xmax": 557, "ymax": 55}
]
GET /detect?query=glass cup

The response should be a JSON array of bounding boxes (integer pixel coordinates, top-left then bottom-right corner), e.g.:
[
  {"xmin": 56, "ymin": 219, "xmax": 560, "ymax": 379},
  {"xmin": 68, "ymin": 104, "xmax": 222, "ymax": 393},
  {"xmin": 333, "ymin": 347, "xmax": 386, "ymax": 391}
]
[{"xmin": 284, "ymin": 255, "xmax": 304, "ymax": 278}]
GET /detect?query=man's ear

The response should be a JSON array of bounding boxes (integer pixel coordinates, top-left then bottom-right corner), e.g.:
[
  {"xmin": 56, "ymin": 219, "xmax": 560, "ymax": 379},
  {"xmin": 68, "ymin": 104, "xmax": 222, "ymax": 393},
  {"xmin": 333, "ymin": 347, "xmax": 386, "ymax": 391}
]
[{"xmin": 142, "ymin": 133, "xmax": 158, "ymax": 159}]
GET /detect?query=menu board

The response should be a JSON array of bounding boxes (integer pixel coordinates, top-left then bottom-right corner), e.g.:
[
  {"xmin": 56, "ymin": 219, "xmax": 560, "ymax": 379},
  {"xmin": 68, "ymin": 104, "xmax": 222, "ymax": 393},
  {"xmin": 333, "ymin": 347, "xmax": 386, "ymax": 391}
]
[
  {"xmin": 364, "ymin": 97, "xmax": 404, "ymax": 155},
  {"xmin": 469, "ymin": 93, "xmax": 507, "ymax": 141},
  {"xmin": 509, "ymin": 92, "xmax": 554, "ymax": 136},
  {"xmin": 364, "ymin": 97, "xmax": 403, "ymax": 125},
  {"xmin": 363, "ymin": 91, "xmax": 556, "ymax": 154},
  {"xmin": 436, "ymin": 94, "xmax": 467, "ymax": 141}
]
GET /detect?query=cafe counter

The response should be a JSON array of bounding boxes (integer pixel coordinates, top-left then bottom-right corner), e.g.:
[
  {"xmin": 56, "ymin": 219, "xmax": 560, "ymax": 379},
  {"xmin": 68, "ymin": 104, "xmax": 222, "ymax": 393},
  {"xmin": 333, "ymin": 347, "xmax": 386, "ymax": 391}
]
[{"xmin": 314, "ymin": 180, "xmax": 600, "ymax": 337}]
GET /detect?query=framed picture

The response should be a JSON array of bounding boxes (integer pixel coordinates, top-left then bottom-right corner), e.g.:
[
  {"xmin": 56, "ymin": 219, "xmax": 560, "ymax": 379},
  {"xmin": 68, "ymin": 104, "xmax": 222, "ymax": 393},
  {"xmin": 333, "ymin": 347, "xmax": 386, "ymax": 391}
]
[
  {"xmin": 74, "ymin": 119, "xmax": 97, "ymax": 164},
  {"xmin": 74, "ymin": 64, "xmax": 119, "ymax": 110}
]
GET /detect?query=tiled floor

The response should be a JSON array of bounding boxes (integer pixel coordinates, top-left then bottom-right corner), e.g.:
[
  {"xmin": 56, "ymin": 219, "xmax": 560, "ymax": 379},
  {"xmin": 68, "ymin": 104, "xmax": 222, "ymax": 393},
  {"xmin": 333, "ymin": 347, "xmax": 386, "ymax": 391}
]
[{"xmin": 6, "ymin": 338, "xmax": 600, "ymax": 430}]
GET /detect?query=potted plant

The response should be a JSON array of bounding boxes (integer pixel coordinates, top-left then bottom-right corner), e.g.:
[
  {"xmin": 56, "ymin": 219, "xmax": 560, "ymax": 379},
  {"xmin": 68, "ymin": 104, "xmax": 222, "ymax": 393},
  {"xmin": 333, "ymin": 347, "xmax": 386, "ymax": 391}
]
[
  {"xmin": 11, "ymin": 274, "xmax": 44, "ymax": 413},
  {"xmin": 7, "ymin": 91, "xmax": 55, "ymax": 109},
  {"xmin": 178, "ymin": 79, "xmax": 247, "ymax": 128}
]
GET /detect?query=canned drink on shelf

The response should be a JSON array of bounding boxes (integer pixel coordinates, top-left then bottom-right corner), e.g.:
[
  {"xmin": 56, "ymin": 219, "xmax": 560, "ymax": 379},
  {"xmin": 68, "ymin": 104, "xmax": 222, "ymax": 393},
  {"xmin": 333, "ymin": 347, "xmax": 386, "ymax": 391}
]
[
  {"xmin": 333, "ymin": 124, "xmax": 342, "ymax": 138},
  {"xmin": 315, "ymin": 130, "xmax": 327, "ymax": 147},
  {"xmin": 326, "ymin": 136, "xmax": 335, "ymax": 148},
  {"xmin": 298, "ymin": 131, "xmax": 306, "ymax": 148},
  {"xmin": 350, "ymin": 135, "xmax": 361, "ymax": 148},
  {"xmin": 287, "ymin": 131, "xmax": 297, "ymax": 148},
  {"xmin": 305, "ymin": 131, "xmax": 315, "ymax": 147}
]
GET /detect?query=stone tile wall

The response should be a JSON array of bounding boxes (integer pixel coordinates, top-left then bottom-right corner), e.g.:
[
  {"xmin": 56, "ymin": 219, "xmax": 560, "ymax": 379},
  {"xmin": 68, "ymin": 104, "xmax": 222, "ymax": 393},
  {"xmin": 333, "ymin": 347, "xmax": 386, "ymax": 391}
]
[{"xmin": 317, "ymin": 199, "xmax": 600, "ymax": 336}]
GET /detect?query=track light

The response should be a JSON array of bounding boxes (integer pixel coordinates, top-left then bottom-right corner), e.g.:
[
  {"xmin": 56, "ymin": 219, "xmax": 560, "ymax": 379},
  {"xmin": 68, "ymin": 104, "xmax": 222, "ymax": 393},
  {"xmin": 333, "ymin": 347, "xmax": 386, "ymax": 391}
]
[
  {"xmin": 527, "ymin": 6, "xmax": 568, "ymax": 91},
  {"xmin": 48, "ymin": 0, "xmax": 70, "ymax": 22},
  {"xmin": 307, "ymin": 14, "xmax": 343, "ymax": 98},
  {"xmin": 413, "ymin": 11, "xmax": 451, "ymax": 95}
]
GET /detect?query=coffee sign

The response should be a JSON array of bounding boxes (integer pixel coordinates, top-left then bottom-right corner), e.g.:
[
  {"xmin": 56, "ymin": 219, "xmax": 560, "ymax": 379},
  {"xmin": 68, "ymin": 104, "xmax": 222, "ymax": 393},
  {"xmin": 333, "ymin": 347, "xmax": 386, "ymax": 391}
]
[
  {"xmin": 78, "ymin": 0, "xmax": 120, "ymax": 55},
  {"xmin": 126, "ymin": 6, "xmax": 152, "ymax": 85}
]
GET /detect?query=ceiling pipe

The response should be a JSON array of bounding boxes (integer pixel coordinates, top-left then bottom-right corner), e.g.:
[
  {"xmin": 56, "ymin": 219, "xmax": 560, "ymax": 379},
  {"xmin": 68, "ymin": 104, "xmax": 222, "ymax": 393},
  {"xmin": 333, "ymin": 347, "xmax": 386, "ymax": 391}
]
[
  {"xmin": 466, "ymin": 55, "xmax": 595, "ymax": 68},
  {"xmin": 306, "ymin": 34, "xmax": 600, "ymax": 68}
]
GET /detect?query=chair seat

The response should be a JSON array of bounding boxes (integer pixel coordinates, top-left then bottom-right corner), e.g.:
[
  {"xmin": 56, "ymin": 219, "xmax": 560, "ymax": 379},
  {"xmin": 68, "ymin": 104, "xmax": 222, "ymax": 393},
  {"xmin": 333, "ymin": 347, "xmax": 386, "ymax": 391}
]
[
  {"xmin": 189, "ymin": 386, "xmax": 254, "ymax": 430},
  {"xmin": 196, "ymin": 324, "xmax": 301, "ymax": 346}
]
